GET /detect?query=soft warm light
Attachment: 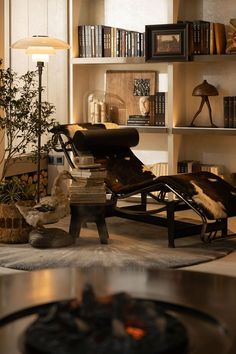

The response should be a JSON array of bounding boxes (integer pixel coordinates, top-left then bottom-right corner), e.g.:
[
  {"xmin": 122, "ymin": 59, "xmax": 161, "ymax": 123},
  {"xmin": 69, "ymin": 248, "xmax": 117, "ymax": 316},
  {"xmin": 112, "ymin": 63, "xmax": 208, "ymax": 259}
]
[
  {"xmin": 11, "ymin": 35, "xmax": 70, "ymax": 64},
  {"xmin": 31, "ymin": 54, "xmax": 49, "ymax": 63},
  {"xmin": 26, "ymin": 46, "xmax": 56, "ymax": 55},
  {"xmin": 26, "ymin": 46, "xmax": 55, "ymax": 63}
]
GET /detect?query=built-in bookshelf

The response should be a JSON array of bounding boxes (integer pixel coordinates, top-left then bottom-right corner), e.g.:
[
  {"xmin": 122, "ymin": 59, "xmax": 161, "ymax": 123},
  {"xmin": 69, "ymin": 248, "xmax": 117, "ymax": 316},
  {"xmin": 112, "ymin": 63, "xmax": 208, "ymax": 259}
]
[{"xmin": 69, "ymin": 0, "xmax": 236, "ymax": 178}]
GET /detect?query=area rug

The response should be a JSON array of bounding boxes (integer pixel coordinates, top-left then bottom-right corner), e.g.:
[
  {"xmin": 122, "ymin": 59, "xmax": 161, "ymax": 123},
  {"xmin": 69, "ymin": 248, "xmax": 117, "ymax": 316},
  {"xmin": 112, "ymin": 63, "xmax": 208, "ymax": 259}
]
[{"xmin": 0, "ymin": 217, "xmax": 236, "ymax": 271}]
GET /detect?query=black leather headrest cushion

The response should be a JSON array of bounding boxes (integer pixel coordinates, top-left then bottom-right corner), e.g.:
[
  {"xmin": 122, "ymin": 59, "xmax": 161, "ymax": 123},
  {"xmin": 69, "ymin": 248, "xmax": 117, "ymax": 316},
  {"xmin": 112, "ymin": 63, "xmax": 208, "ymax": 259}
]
[{"xmin": 72, "ymin": 128, "xmax": 139, "ymax": 151}]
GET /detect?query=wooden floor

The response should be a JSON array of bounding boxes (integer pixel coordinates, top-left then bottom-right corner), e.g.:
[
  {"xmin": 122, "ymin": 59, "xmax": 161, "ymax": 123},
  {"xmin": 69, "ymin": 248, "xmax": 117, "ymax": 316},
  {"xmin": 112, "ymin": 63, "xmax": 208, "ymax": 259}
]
[{"xmin": 1, "ymin": 206, "xmax": 236, "ymax": 277}]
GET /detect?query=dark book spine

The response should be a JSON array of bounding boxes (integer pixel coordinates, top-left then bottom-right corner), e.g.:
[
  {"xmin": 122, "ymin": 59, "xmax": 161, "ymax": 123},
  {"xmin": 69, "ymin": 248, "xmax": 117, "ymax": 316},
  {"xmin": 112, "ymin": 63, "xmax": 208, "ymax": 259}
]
[
  {"xmin": 78, "ymin": 26, "xmax": 84, "ymax": 58},
  {"xmin": 159, "ymin": 92, "xmax": 166, "ymax": 126},
  {"xmin": 234, "ymin": 97, "xmax": 236, "ymax": 128},
  {"xmin": 223, "ymin": 96, "xmax": 230, "ymax": 128},
  {"xmin": 229, "ymin": 96, "xmax": 234, "ymax": 128},
  {"xmin": 103, "ymin": 26, "xmax": 111, "ymax": 57}
]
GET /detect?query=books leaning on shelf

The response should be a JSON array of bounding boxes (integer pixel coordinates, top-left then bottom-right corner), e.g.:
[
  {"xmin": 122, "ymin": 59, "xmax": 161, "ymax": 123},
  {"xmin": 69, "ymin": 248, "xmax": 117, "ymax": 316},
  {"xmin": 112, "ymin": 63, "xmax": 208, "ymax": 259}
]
[
  {"xmin": 178, "ymin": 20, "xmax": 226, "ymax": 55},
  {"xmin": 149, "ymin": 92, "xmax": 166, "ymax": 126},
  {"xmin": 78, "ymin": 25, "xmax": 145, "ymax": 58},
  {"xmin": 223, "ymin": 96, "xmax": 236, "ymax": 128}
]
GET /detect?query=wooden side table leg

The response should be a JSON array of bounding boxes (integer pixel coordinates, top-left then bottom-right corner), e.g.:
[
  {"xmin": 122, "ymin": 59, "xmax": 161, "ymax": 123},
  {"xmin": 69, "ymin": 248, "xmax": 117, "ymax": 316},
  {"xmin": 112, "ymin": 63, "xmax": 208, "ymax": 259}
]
[
  {"xmin": 96, "ymin": 219, "xmax": 109, "ymax": 244},
  {"xmin": 69, "ymin": 214, "xmax": 82, "ymax": 242}
]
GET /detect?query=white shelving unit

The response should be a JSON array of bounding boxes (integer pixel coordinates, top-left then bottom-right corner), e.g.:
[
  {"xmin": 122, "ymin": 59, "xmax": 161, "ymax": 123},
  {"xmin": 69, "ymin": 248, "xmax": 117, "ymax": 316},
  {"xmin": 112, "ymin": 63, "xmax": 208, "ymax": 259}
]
[{"xmin": 69, "ymin": 0, "xmax": 236, "ymax": 178}]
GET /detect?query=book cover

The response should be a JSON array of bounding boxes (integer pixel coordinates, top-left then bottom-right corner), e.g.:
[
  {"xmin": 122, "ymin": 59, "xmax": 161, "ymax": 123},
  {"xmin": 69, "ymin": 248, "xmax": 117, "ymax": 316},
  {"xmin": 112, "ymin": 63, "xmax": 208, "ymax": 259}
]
[
  {"xmin": 103, "ymin": 26, "xmax": 112, "ymax": 57},
  {"xmin": 229, "ymin": 96, "xmax": 234, "ymax": 128},
  {"xmin": 214, "ymin": 23, "xmax": 226, "ymax": 54},
  {"xmin": 223, "ymin": 96, "xmax": 229, "ymax": 128},
  {"xmin": 210, "ymin": 22, "xmax": 216, "ymax": 54}
]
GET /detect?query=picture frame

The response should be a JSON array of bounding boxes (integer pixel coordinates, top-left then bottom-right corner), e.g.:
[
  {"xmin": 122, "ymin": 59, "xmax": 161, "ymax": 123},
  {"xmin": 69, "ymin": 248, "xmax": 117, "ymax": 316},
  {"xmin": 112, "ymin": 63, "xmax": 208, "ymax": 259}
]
[
  {"xmin": 106, "ymin": 70, "xmax": 156, "ymax": 124},
  {"xmin": 145, "ymin": 23, "xmax": 190, "ymax": 62}
]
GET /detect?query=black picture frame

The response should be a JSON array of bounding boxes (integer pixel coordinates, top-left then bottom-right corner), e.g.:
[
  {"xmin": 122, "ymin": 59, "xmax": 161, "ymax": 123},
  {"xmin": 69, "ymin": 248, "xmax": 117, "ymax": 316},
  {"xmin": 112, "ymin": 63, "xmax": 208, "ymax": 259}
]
[{"xmin": 145, "ymin": 23, "xmax": 190, "ymax": 62}]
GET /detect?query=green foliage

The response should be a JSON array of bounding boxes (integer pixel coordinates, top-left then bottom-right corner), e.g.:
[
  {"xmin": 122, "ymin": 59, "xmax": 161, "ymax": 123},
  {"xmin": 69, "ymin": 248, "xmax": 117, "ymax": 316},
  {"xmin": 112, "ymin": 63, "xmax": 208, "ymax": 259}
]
[
  {"xmin": 0, "ymin": 58, "xmax": 58, "ymax": 181},
  {"xmin": 0, "ymin": 177, "xmax": 35, "ymax": 204}
]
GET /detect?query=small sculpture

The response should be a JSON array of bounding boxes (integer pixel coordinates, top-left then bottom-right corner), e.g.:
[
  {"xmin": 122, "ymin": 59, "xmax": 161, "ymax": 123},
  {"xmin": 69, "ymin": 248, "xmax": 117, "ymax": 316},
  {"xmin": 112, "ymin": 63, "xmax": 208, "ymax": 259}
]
[
  {"xmin": 190, "ymin": 80, "xmax": 218, "ymax": 128},
  {"xmin": 139, "ymin": 96, "xmax": 150, "ymax": 116},
  {"xmin": 226, "ymin": 19, "xmax": 236, "ymax": 54}
]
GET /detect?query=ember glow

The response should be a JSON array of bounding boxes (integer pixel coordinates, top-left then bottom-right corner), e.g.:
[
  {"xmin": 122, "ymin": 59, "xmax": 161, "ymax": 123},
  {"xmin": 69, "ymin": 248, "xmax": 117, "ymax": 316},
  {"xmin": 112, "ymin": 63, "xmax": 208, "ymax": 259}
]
[{"xmin": 126, "ymin": 326, "xmax": 146, "ymax": 340}]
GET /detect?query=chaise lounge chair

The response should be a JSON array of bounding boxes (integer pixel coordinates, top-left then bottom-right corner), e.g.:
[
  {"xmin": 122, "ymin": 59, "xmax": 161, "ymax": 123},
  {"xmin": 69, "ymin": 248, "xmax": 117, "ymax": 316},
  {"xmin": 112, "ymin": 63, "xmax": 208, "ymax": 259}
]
[{"xmin": 51, "ymin": 124, "xmax": 236, "ymax": 247}]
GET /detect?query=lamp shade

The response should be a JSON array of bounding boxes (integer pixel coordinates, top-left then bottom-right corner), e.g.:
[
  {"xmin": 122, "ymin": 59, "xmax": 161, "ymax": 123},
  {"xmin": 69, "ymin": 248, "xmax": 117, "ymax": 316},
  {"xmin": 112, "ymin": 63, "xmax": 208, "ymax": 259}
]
[
  {"xmin": 11, "ymin": 35, "xmax": 70, "ymax": 50},
  {"xmin": 192, "ymin": 80, "xmax": 218, "ymax": 97}
]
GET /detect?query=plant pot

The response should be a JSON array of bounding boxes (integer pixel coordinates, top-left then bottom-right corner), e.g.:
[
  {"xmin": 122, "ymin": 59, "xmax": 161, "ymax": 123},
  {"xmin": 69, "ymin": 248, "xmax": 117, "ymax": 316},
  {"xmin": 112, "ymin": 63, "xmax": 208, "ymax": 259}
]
[{"xmin": 0, "ymin": 201, "xmax": 33, "ymax": 243}]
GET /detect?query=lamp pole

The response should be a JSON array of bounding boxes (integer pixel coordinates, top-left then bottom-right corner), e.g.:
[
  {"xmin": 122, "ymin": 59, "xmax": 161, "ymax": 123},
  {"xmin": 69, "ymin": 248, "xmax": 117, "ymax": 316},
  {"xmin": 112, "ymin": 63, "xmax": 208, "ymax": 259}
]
[
  {"xmin": 36, "ymin": 61, "xmax": 44, "ymax": 203},
  {"xmin": 11, "ymin": 35, "xmax": 70, "ymax": 203}
]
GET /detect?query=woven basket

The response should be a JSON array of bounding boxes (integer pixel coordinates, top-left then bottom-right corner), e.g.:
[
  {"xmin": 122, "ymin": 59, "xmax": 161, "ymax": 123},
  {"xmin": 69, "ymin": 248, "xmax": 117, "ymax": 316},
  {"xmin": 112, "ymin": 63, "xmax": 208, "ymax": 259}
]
[{"xmin": 0, "ymin": 201, "xmax": 33, "ymax": 243}]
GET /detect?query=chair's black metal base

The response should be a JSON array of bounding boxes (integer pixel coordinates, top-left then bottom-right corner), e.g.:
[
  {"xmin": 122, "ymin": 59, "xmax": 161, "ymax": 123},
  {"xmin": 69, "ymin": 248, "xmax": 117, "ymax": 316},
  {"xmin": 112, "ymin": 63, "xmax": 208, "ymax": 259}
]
[{"xmin": 106, "ymin": 200, "xmax": 228, "ymax": 248}]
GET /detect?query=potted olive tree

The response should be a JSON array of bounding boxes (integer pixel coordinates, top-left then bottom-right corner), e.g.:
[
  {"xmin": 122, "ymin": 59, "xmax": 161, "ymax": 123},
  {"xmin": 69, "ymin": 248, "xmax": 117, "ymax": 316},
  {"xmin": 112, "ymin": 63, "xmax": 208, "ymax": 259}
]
[{"xmin": 0, "ymin": 59, "xmax": 57, "ymax": 243}]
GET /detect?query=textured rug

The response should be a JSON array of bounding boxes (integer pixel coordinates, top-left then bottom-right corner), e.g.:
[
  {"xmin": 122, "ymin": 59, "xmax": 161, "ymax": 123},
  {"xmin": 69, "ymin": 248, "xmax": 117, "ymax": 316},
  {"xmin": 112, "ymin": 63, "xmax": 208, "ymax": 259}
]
[{"xmin": 0, "ymin": 217, "xmax": 236, "ymax": 271}]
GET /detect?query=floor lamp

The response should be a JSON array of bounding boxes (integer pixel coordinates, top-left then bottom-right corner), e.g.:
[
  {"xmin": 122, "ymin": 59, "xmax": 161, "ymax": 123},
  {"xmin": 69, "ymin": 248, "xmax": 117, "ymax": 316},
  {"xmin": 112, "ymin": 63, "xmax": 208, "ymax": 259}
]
[{"xmin": 11, "ymin": 35, "xmax": 70, "ymax": 202}]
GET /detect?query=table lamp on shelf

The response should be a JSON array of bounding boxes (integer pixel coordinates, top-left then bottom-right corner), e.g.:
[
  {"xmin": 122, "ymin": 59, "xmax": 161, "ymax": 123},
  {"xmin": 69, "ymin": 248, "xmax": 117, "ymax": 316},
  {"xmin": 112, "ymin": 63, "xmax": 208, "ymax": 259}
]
[
  {"xmin": 11, "ymin": 35, "xmax": 70, "ymax": 202},
  {"xmin": 190, "ymin": 79, "xmax": 219, "ymax": 128}
]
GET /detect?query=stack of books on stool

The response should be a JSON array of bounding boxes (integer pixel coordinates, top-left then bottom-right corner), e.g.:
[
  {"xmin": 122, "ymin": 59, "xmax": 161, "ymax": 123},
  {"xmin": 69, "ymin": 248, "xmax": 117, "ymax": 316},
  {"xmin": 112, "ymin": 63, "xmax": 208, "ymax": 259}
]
[{"xmin": 69, "ymin": 155, "xmax": 107, "ymax": 204}]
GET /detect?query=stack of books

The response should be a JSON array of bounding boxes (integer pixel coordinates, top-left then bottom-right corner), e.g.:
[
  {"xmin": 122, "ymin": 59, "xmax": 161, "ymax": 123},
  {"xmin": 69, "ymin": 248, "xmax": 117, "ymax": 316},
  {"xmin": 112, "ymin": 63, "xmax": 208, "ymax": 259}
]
[
  {"xmin": 69, "ymin": 167, "xmax": 107, "ymax": 204},
  {"xmin": 127, "ymin": 115, "xmax": 150, "ymax": 126}
]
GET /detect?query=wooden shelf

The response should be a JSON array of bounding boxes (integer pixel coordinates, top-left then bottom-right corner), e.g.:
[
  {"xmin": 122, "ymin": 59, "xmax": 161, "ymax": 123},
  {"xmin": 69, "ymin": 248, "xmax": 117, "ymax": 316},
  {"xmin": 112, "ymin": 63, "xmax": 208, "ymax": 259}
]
[
  {"xmin": 191, "ymin": 54, "xmax": 236, "ymax": 63},
  {"xmin": 173, "ymin": 127, "xmax": 236, "ymax": 135},
  {"xmin": 120, "ymin": 125, "xmax": 168, "ymax": 133},
  {"xmin": 72, "ymin": 57, "xmax": 146, "ymax": 65}
]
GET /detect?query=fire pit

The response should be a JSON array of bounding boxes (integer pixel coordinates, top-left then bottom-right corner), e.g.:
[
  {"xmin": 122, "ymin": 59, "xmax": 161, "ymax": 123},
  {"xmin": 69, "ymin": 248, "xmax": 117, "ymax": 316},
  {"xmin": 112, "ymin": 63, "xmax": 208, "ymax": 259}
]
[{"xmin": 0, "ymin": 268, "xmax": 236, "ymax": 354}]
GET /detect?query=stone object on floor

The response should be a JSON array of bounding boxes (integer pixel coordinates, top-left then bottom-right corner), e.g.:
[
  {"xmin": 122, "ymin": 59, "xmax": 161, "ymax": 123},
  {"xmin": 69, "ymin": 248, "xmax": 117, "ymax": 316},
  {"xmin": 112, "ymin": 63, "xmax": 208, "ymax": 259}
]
[{"xmin": 29, "ymin": 228, "xmax": 74, "ymax": 248}]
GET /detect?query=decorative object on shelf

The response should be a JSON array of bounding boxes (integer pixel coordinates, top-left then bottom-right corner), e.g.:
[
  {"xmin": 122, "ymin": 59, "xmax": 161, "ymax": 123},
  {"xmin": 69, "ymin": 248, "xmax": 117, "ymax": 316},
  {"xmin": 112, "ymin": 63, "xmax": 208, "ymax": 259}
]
[
  {"xmin": 190, "ymin": 80, "xmax": 219, "ymax": 127},
  {"xmin": 84, "ymin": 90, "xmax": 126, "ymax": 124},
  {"xmin": 133, "ymin": 78, "xmax": 150, "ymax": 116},
  {"xmin": 226, "ymin": 18, "xmax": 236, "ymax": 54},
  {"xmin": 145, "ymin": 23, "xmax": 190, "ymax": 62},
  {"xmin": 11, "ymin": 35, "xmax": 70, "ymax": 202},
  {"xmin": 106, "ymin": 70, "xmax": 156, "ymax": 124}
]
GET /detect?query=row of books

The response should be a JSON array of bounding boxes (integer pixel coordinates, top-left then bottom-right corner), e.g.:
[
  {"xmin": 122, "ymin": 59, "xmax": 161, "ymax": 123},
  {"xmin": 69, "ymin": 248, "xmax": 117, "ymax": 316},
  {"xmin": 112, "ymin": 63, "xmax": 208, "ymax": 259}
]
[
  {"xmin": 126, "ymin": 92, "xmax": 166, "ymax": 127},
  {"xmin": 149, "ymin": 92, "xmax": 166, "ymax": 126},
  {"xmin": 78, "ymin": 25, "xmax": 145, "ymax": 58},
  {"xmin": 179, "ymin": 20, "xmax": 226, "ymax": 55},
  {"xmin": 223, "ymin": 96, "xmax": 236, "ymax": 128},
  {"xmin": 178, "ymin": 160, "xmax": 223, "ymax": 175}
]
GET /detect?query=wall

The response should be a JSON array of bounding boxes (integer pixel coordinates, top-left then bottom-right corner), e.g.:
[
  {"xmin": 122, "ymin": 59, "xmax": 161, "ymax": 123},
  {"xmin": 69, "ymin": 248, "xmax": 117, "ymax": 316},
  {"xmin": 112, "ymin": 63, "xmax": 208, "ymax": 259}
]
[
  {"xmin": 9, "ymin": 0, "xmax": 69, "ymax": 125},
  {"xmin": 0, "ymin": 0, "xmax": 5, "ymax": 178},
  {"xmin": 3, "ymin": 0, "xmax": 69, "ymax": 189}
]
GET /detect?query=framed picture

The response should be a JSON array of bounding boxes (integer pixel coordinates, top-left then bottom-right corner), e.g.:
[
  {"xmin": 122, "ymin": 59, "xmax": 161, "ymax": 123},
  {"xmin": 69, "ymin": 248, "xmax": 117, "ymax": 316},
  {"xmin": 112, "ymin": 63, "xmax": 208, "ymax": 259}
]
[
  {"xmin": 106, "ymin": 70, "xmax": 156, "ymax": 124},
  {"xmin": 145, "ymin": 23, "xmax": 190, "ymax": 62}
]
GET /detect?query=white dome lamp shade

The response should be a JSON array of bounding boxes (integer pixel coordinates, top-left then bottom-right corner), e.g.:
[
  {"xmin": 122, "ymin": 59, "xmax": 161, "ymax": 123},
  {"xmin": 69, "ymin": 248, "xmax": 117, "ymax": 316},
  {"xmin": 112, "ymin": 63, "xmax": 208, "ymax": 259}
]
[{"xmin": 11, "ymin": 35, "xmax": 70, "ymax": 203}]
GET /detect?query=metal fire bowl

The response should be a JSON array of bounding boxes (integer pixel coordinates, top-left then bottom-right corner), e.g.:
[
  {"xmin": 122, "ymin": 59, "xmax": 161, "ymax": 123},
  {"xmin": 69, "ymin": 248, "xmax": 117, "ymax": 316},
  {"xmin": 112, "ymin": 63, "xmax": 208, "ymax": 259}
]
[{"xmin": 0, "ymin": 268, "xmax": 236, "ymax": 354}]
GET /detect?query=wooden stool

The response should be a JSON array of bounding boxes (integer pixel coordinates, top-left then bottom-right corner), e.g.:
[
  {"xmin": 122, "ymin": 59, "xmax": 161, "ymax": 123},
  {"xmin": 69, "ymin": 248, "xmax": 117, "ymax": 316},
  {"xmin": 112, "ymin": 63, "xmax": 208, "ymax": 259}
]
[{"xmin": 69, "ymin": 202, "xmax": 112, "ymax": 244}]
